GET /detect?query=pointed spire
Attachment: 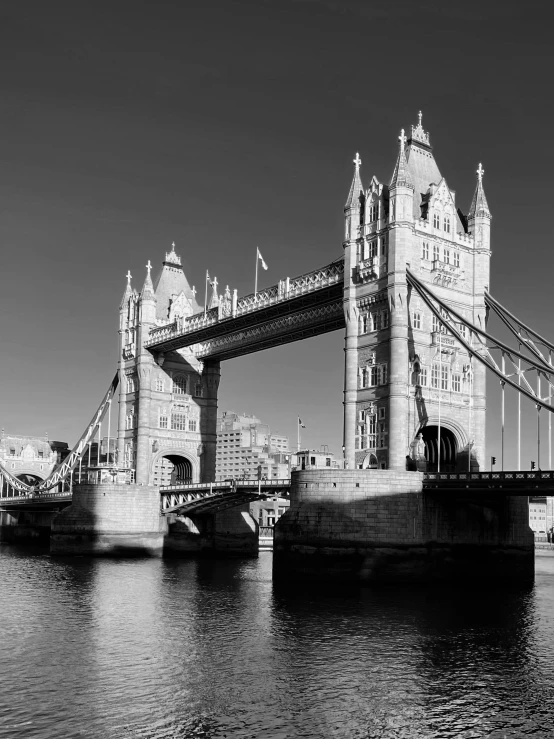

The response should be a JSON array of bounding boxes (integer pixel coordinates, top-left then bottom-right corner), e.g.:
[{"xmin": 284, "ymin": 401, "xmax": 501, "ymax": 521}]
[
  {"xmin": 119, "ymin": 270, "xmax": 133, "ymax": 308},
  {"xmin": 409, "ymin": 111, "xmax": 430, "ymax": 147},
  {"xmin": 468, "ymin": 163, "xmax": 491, "ymax": 219},
  {"xmin": 141, "ymin": 259, "xmax": 156, "ymax": 300},
  {"xmin": 344, "ymin": 152, "xmax": 364, "ymax": 209},
  {"xmin": 389, "ymin": 129, "xmax": 414, "ymax": 190}
]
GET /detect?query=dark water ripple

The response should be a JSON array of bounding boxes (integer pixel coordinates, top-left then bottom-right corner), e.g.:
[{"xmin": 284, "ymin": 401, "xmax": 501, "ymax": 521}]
[{"xmin": 0, "ymin": 546, "xmax": 553, "ymax": 739}]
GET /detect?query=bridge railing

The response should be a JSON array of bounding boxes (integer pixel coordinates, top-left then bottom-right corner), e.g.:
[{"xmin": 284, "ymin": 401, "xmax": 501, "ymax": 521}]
[
  {"xmin": 145, "ymin": 259, "xmax": 344, "ymax": 347},
  {"xmin": 424, "ymin": 471, "xmax": 554, "ymax": 483}
]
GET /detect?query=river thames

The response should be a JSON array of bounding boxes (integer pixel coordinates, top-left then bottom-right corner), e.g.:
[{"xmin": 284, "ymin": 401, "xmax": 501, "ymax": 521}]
[{"xmin": 1, "ymin": 546, "xmax": 553, "ymax": 739}]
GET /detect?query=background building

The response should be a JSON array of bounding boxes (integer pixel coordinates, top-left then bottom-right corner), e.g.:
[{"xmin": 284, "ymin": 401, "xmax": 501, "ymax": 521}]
[
  {"xmin": 0, "ymin": 432, "xmax": 69, "ymax": 484},
  {"xmin": 215, "ymin": 411, "xmax": 290, "ymax": 481},
  {"xmin": 293, "ymin": 448, "xmax": 343, "ymax": 471}
]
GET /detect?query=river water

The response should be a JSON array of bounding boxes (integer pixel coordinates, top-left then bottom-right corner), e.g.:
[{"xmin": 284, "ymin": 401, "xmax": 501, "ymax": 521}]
[{"xmin": 1, "ymin": 546, "xmax": 553, "ymax": 739}]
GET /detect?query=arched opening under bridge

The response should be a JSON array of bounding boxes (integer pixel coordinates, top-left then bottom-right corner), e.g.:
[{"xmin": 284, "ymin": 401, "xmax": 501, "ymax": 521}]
[
  {"xmin": 153, "ymin": 454, "xmax": 193, "ymax": 487},
  {"xmin": 16, "ymin": 473, "xmax": 44, "ymax": 486},
  {"xmin": 420, "ymin": 426, "xmax": 458, "ymax": 473}
]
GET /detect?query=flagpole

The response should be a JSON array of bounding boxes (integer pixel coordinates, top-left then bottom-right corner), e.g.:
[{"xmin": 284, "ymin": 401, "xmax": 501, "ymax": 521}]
[
  {"xmin": 297, "ymin": 417, "xmax": 300, "ymax": 453},
  {"xmin": 255, "ymin": 248, "xmax": 258, "ymax": 299}
]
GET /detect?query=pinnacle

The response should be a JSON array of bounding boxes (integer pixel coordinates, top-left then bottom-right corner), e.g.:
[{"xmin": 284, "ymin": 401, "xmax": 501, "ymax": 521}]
[
  {"xmin": 344, "ymin": 152, "xmax": 364, "ymax": 210},
  {"xmin": 468, "ymin": 163, "xmax": 491, "ymax": 219},
  {"xmin": 389, "ymin": 133, "xmax": 414, "ymax": 191}
]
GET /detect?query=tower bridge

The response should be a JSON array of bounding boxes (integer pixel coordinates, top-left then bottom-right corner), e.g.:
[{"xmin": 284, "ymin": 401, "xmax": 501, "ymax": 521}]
[{"xmin": 0, "ymin": 113, "xmax": 549, "ymax": 580}]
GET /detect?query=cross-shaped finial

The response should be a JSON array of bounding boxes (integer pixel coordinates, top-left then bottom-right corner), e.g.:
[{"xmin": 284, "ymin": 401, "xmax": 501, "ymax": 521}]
[
  {"xmin": 146, "ymin": 260, "xmax": 152, "ymax": 275},
  {"xmin": 399, "ymin": 129, "xmax": 407, "ymax": 152},
  {"xmin": 418, "ymin": 111, "xmax": 423, "ymax": 126},
  {"xmin": 126, "ymin": 270, "xmax": 132, "ymax": 284},
  {"xmin": 353, "ymin": 152, "xmax": 361, "ymax": 170},
  {"xmin": 191, "ymin": 285, "xmax": 197, "ymax": 298},
  {"xmin": 477, "ymin": 163, "xmax": 484, "ymax": 183},
  {"xmin": 211, "ymin": 275, "xmax": 218, "ymax": 291},
  {"xmin": 172, "ymin": 241, "xmax": 175, "ymax": 248}
]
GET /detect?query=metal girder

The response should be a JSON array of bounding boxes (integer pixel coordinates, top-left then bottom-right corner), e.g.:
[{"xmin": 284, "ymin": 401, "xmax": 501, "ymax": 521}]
[
  {"xmin": 423, "ymin": 470, "xmax": 554, "ymax": 495},
  {"xmin": 406, "ymin": 270, "xmax": 554, "ymax": 412},
  {"xmin": 146, "ymin": 282, "xmax": 344, "ymax": 356}
]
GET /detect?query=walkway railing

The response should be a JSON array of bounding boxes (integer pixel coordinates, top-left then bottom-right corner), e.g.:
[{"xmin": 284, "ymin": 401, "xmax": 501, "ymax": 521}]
[
  {"xmin": 424, "ymin": 471, "xmax": 554, "ymax": 482},
  {"xmin": 146, "ymin": 259, "xmax": 344, "ymax": 347}
]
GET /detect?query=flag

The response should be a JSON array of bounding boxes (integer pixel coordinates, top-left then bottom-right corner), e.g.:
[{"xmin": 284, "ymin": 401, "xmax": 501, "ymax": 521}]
[
  {"xmin": 298, "ymin": 418, "xmax": 306, "ymax": 428},
  {"xmin": 257, "ymin": 247, "xmax": 268, "ymax": 270}
]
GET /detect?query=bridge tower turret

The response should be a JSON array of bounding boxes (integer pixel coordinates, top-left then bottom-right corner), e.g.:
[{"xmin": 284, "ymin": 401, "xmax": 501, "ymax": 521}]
[
  {"xmin": 343, "ymin": 153, "xmax": 364, "ymax": 470},
  {"xmin": 387, "ymin": 130, "xmax": 414, "ymax": 470}
]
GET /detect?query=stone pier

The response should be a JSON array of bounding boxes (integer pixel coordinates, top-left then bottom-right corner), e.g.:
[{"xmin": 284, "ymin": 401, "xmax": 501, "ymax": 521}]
[
  {"xmin": 50, "ymin": 484, "xmax": 166, "ymax": 557},
  {"xmin": 273, "ymin": 470, "xmax": 534, "ymax": 583}
]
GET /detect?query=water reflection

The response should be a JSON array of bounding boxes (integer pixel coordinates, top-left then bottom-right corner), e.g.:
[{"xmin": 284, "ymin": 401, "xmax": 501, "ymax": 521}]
[{"xmin": 0, "ymin": 546, "xmax": 552, "ymax": 739}]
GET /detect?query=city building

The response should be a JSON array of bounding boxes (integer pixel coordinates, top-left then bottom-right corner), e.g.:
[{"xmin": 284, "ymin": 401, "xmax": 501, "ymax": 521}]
[
  {"xmin": 529, "ymin": 496, "xmax": 554, "ymax": 540},
  {"xmin": 215, "ymin": 411, "xmax": 290, "ymax": 481},
  {"xmin": 293, "ymin": 448, "xmax": 343, "ymax": 471},
  {"xmin": 0, "ymin": 432, "xmax": 69, "ymax": 484}
]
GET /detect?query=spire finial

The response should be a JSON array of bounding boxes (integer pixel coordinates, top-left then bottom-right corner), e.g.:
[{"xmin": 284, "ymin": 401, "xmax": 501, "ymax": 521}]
[
  {"xmin": 418, "ymin": 111, "xmax": 422, "ymax": 126},
  {"xmin": 477, "ymin": 163, "xmax": 484, "ymax": 183},
  {"xmin": 172, "ymin": 241, "xmax": 175, "ymax": 248},
  {"xmin": 126, "ymin": 270, "xmax": 132, "ymax": 285},
  {"xmin": 399, "ymin": 129, "xmax": 407, "ymax": 153},
  {"xmin": 146, "ymin": 260, "xmax": 152, "ymax": 276},
  {"xmin": 353, "ymin": 152, "xmax": 362, "ymax": 171}
]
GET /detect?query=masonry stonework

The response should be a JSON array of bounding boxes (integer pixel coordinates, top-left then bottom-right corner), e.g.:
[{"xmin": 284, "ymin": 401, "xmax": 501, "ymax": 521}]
[{"xmin": 273, "ymin": 470, "xmax": 534, "ymax": 583}]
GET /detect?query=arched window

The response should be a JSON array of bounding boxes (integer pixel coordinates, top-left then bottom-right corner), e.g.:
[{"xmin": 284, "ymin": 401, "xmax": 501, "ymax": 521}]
[
  {"xmin": 444, "ymin": 215, "xmax": 450, "ymax": 233},
  {"xmin": 126, "ymin": 375, "xmax": 135, "ymax": 393},
  {"xmin": 172, "ymin": 374, "xmax": 187, "ymax": 395},
  {"xmin": 125, "ymin": 411, "xmax": 135, "ymax": 430},
  {"xmin": 433, "ymin": 213, "xmax": 440, "ymax": 229}
]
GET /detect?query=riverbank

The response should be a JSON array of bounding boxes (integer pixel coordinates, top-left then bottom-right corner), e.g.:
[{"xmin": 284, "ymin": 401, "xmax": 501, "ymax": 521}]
[{"xmin": 535, "ymin": 548, "xmax": 554, "ymax": 575}]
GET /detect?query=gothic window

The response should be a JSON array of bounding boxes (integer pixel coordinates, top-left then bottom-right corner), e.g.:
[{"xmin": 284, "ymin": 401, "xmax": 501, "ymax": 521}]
[
  {"xmin": 358, "ymin": 410, "xmax": 366, "ymax": 422},
  {"xmin": 422, "ymin": 242, "xmax": 429, "ymax": 260},
  {"xmin": 433, "ymin": 243, "xmax": 439, "ymax": 262},
  {"xmin": 420, "ymin": 367, "xmax": 428, "ymax": 386},
  {"xmin": 454, "ymin": 251, "xmax": 460, "ymax": 268},
  {"xmin": 369, "ymin": 240, "xmax": 378, "ymax": 258},
  {"xmin": 441, "ymin": 365, "xmax": 449, "ymax": 390},
  {"xmin": 371, "ymin": 312, "xmax": 381, "ymax": 331},
  {"xmin": 433, "ymin": 213, "xmax": 440, "ymax": 229},
  {"xmin": 126, "ymin": 376, "xmax": 135, "ymax": 393},
  {"xmin": 381, "ymin": 235, "xmax": 388, "ymax": 257},
  {"xmin": 159, "ymin": 410, "xmax": 168, "ymax": 429},
  {"xmin": 443, "ymin": 248, "xmax": 450, "ymax": 265},
  {"xmin": 125, "ymin": 411, "xmax": 135, "ymax": 430},
  {"xmin": 188, "ymin": 419, "xmax": 197, "ymax": 432},
  {"xmin": 368, "ymin": 415, "xmax": 377, "ymax": 434},
  {"xmin": 359, "ymin": 314, "xmax": 369, "ymax": 335},
  {"xmin": 378, "ymin": 407, "xmax": 386, "ymax": 419},
  {"xmin": 194, "ymin": 383, "xmax": 203, "ymax": 398},
  {"xmin": 172, "ymin": 374, "xmax": 187, "ymax": 395},
  {"xmin": 369, "ymin": 203, "xmax": 378, "ymax": 222},
  {"xmin": 432, "ymin": 315, "xmax": 439, "ymax": 333},
  {"xmin": 171, "ymin": 412, "xmax": 187, "ymax": 431},
  {"xmin": 444, "ymin": 215, "xmax": 451, "ymax": 233},
  {"xmin": 381, "ymin": 310, "xmax": 389, "ymax": 329},
  {"xmin": 452, "ymin": 374, "xmax": 461, "ymax": 392},
  {"xmin": 413, "ymin": 312, "xmax": 421, "ymax": 330},
  {"xmin": 431, "ymin": 364, "xmax": 440, "ymax": 389},
  {"xmin": 155, "ymin": 377, "xmax": 164, "ymax": 392}
]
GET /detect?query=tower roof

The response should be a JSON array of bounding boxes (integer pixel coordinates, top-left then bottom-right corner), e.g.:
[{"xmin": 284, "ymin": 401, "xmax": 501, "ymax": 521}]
[
  {"xmin": 152, "ymin": 243, "xmax": 201, "ymax": 321},
  {"xmin": 468, "ymin": 163, "xmax": 491, "ymax": 219},
  {"xmin": 119, "ymin": 270, "xmax": 133, "ymax": 308},
  {"xmin": 140, "ymin": 260, "xmax": 156, "ymax": 301},
  {"xmin": 389, "ymin": 129, "xmax": 414, "ymax": 191},
  {"xmin": 344, "ymin": 152, "xmax": 364, "ymax": 210}
]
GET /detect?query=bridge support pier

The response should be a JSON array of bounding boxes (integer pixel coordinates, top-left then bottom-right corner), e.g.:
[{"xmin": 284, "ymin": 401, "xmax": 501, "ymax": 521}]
[
  {"xmin": 0, "ymin": 510, "xmax": 56, "ymax": 545},
  {"xmin": 50, "ymin": 484, "xmax": 166, "ymax": 557},
  {"xmin": 273, "ymin": 470, "xmax": 535, "ymax": 583},
  {"xmin": 164, "ymin": 502, "xmax": 258, "ymax": 557}
]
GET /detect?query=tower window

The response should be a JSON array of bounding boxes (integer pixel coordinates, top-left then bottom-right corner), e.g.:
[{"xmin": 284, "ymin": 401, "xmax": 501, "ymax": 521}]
[
  {"xmin": 194, "ymin": 383, "xmax": 203, "ymax": 398},
  {"xmin": 422, "ymin": 242, "xmax": 429, "ymax": 260},
  {"xmin": 431, "ymin": 364, "xmax": 440, "ymax": 389},
  {"xmin": 452, "ymin": 374, "xmax": 461, "ymax": 392},
  {"xmin": 172, "ymin": 375, "xmax": 187, "ymax": 394},
  {"xmin": 381, "ymin": 310, "xmax": 389, "ymax": 329},
  {"xmin": 369, "ymin": 203, "xmax": 378, "ymax": 222},
  {"xmin": 443, "ymin": 248, "xmax": 450, "ymax": 264},
  {"xmin": 441, "ymin": 365, "xmax": 449, "ymax": 390},
  {"xmin": 433, "ymin": 213, "xmax": 440, "ymax": 229},
  {"xmin": 369, "ymin": 240, "xmax": 378, "ymax": 258},
  {"xmin": 454, "ymin": 251, "xmax": 460, "ymax": 268},
  {"xmin": 126, "ymin": 376, "xmax": 135, "ymax": 393},
  {"xmin": 433, "ymin": 244, "xmax": 439, "ymax": 262},
  {"xmin": 155, "ymin": 378, "xmax": 164, "ymax": 392},
  {"xmin": 444, "ymin": 215, "xmax": 450, "ymax": 233},
  {"xmin": 413, "ymin": 312, "xmax": 421, "ymax": 330},
  {"xmin": 420, "ymin": 367, "xmax": 428, "ymax": 386},
  {"xmin": 188, "ymin": 419, "xmax": 197, "ymax": 432},
  {"xmin": 125, "ymin": 412, "xmax": 135, "ymax": 430},
  {"xmin": 159, "ymin": 412, "xmax": 168, "ymax": 429},
  {"xmin": 171, "ymin": 412, "xmax": 187, "ymax": 431}
]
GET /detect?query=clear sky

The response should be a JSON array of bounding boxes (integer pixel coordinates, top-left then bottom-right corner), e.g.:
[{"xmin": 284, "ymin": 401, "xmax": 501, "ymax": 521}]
[{"xmin": 0, "ymin": 0, "xmax": 552, "ymax": 467}]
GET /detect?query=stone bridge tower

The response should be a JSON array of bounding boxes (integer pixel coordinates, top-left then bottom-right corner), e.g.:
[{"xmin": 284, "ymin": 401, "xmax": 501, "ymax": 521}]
[
  {"xmin": 117, "ymin": 245, "xmax": 220, "ymax": 486},
  {"xmin": 343, "ymin": 114, "xmax": 491, "ymax": 473}
]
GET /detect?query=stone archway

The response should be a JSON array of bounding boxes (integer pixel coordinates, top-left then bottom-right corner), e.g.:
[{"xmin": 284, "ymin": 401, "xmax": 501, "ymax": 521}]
[
  {"xmin": 15, "ymin": 472, "xmax": 44, "ymax": 486},
  {"xmin": 151, "ymin": 450, "xmax": 198, "ymax": 486},
  {"xmin": 419, "ymin": 426, "xmax": 458, "ymax": 473}
]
